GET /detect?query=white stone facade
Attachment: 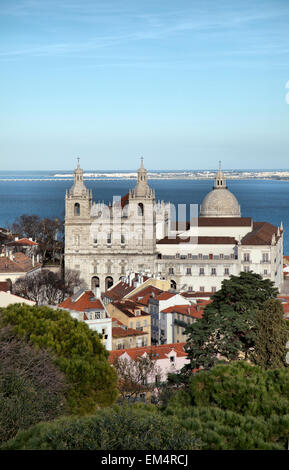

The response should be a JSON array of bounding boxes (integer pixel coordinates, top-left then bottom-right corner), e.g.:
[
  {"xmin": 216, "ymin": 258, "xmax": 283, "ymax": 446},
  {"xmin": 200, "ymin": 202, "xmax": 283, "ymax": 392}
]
[{"xmin": 64, "ymin": 162, "xmax": 284, "ymax": 294}]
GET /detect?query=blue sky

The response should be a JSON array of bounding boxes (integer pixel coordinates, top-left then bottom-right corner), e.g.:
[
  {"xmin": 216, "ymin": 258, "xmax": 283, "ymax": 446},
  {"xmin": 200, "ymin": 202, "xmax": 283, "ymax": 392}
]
[{"xmin": 1, "ymin": 0, "xmax": 289, "ymax": 170}]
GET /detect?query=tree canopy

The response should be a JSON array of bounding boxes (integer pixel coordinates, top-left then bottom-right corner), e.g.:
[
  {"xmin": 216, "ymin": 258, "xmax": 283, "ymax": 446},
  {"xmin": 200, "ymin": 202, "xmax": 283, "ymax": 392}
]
[
  {"xmin": 0, "ymin": 304, "xmax": 117, "ymax": 414},
  {"xmin": 2, "ymin": 405, "xmax": 198, "ymax": 450},
  {"xmin": 0, "ymin": 326, "xmax": 67, "ymax": 445},
  {"xmin": 253, "ymin": 298, "xmax": 289, "ymax": 368},
  {"xmin": 184, "ymin": 272, "xmax": 278, "ymax": 369}
]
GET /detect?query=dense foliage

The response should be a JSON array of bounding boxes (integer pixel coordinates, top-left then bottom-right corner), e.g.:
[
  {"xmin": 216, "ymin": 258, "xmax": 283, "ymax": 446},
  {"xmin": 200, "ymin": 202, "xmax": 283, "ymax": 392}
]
[
  {"xmin": 2, "ymin": 405, "xmax": 198, "ymax": 450},
  {"xmin": 0, "ymin": 327, "xmax": 67, "ymax": 444},
  {"xmin": 0, "ymin": 304, "xmax": 117, "ymax": 414},
  {"xmin": 186, "ymin": 361, "xmax": 289, "ymax": 417},
  {"xmin": 162, "ymin": 361, "xmax": 289, "ymax": 450},
  {"xmin": 253, "ymin": 299, "xmax": 289, "ymax": 368},
  {"xmin": 184, "ymin": 272, "xmax": 278, "ymax": 369}
]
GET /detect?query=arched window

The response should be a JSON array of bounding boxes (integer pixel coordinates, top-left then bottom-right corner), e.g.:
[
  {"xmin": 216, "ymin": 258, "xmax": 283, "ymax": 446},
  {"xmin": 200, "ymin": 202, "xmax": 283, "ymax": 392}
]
[
  {"xmin": 170, "ymin": 279, "xmax": 177, "ymax": 290},
  {"xmin": 74, "ymin": 203, "xmax": 80, "ymax": 216},
  {"xmin": 91, "ymin": 276, "xmax": 100, "ymax": 289},
  {"xmin": 138, "ymin": 203, "xmax": 144, "ymax": 216},
  {"xmin": 105, "ymin": 276, "xmax": 114, "ymax": 290}
]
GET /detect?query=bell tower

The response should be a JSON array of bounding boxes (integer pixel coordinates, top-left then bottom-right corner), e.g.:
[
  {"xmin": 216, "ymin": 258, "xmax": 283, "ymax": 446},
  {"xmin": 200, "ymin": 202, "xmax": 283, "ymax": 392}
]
[
  {"xmin": 65, "ymin": 158, "xmax": 92, "ymax": 220},
  {"xmin": 64, "ymin": 159, "xmax": 92, "ymax": 285},
  {"xmin": 128, "ymin": 158, "xmax": 156, "ymax": 256}
]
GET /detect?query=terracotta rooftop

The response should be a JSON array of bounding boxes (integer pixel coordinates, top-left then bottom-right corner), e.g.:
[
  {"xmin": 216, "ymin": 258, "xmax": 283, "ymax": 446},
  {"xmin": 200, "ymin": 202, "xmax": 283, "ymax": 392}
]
[
  {"xmin": 241, "ymin": 222, "xmax": 280, "ymax": 246},
  {"xmin": 198, "ymin": 217, "xmax": 252, "ymax": 227},
  {"xmin": 0, "ymin": 253, "xmax": 41, "ymax": 273},
  {"xmin": 161, "ymin": 304, "xmax": 204, "ymax": 319},
  {"xmin": 157, "ymin": 236, "xmax": 238, "ymax": 245},
  {"xmin": 111, "ymin": 299, "xmax": 150, "ymax": 317},
  {"xmin": 111, "ymin": 317, "xmax": 147, "ymax": 338},
  {"xmin": 181, "ymin": 291, "xmax": 214, "ymax": 298},
  {"xmin": 129, "ymin": 285, "xmax": 163, "ymax": 303},
  {"xmin": 155, "ymin": 291, "xmax": 176, "ymax": 301},
  {"xmin": 5, "ymin": 238, "xmax": 38, "ymax": 247},
  {"xmin": 59, "ymin": 290, "xmax": 105, "ymax": 312},
  {"xmin": 109, "ymin": 342, "xmax": 187, "ymax": 363},
  {"xmin": 104, "ymin": 281, "xmax": 135, "ymax": 301}
]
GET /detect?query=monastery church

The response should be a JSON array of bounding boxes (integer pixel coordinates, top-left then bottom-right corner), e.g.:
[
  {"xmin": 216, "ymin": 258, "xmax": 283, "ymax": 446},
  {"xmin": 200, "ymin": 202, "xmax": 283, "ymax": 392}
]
[{"xmin": 64, "ymin": 160, "xmax": 284, "ymax": 294}]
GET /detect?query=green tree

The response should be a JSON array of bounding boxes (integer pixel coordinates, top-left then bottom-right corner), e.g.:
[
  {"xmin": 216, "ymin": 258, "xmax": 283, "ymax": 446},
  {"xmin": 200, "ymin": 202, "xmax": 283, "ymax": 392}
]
[
  {"xmin": 0, "ymin": 326, "xmax": 67, "ymax": 445},
  {"xmin": 162, "ymin": 362, "xmax": 289, "ymax": 450},
  {"xmin": 253, "ymin": 299, "xmax": 289, "ymax": 369},
  {"xmin": 184, "ymin": 272, "xmax": 278, "ymax": 370},
  {"xmin": 0, "ymin": 304, "xmax": 117, "ymax": 414},
  {"xmin": 2, "ymin": 405, "xmax": 198, "ymax": 450}
]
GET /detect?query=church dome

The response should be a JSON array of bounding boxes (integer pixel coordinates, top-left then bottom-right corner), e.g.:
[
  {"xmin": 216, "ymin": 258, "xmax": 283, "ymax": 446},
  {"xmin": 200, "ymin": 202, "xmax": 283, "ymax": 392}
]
[{"xmin": 200, "ymin": 163, "xmax": 241, "ymax": 218}]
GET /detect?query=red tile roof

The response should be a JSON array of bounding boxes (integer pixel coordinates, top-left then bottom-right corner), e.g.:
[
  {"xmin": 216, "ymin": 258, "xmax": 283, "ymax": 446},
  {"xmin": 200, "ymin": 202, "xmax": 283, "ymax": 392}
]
[
  {"xmin": 157, "ymin": 236, "xmax": 238, "ymax": 245},
  {"xmin": 198, "ymin": 217, "xmax": 252, "ymax": 227},
  {"xmin": 241, "ymin": 222, "xmax": 281, "ymax": 246},
  {"xmin": 59, "ymin": 290, "xmax": 105, "ymax": 312},
  {"xmin": 0, "ymin": 253, "xmax": 41, "ymax": 273},
  {"xmin": 5, "ymin": 238, "xmax": 38, "ymax": 247},
  {"xmin": 109, "ymin": 342, "xmax": 187, "ymax": 363},
  {"xmin": 161, "ymin": 305, "xmax": 204, "ymax": 319},
  {"xmin": 111, "ymin": 318, "xmax": 147, "ymax": 338},
  {"xmin": 111, "ymin": 299, "xmax": 150, "ymax": 317},
  {"xmin": 155, "ymin": 291, "xmax": 176, "ymax": 301},
  {"xmin": 129, "ymin": 285, "xmax": 163, "ymax": 303},
  {"xmin": 104, "ymin": 281, "xmax": 135, "ymax": 301},
  {"xmin": 181, "ymin": 291, "xmax": 214, "ymax": 298}
]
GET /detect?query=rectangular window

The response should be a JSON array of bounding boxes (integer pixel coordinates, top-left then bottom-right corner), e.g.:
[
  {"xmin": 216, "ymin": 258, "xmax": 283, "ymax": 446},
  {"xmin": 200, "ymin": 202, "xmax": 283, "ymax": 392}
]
[
  {"xmin": 107, "ymin": 233, "xmax": 111, "ymax": 244},
  {"xmin": 224, "ymin": 268, "xmax": 229, "ymax": 275},
  {"xmin": 200, "ymin": 286, "xmax": 205, "ymax": 292},
  {"xmin": 262, "ymin": 253, "xmax": 269, "ymax": 262},
  {"xmin": 199, "ymin": 267, "xmax": 204, "ymax": 275},
  {"xmin": 211, "ymin": 268, "xmax": 216, "ymax": 276},
  {"xmin": 243, "ymin": 253, "xmax": 250, "ymax": 262},
  {"xmin": 186, "ymin": 267, "xmax": 192, "ymax": 275},
  {"xmin": 169, "ymin": 267, "xmax": 174, "ymax": 274},
  {"xmin": 212, "ymin": 286, "xmax": 217, "ymax": 293}
]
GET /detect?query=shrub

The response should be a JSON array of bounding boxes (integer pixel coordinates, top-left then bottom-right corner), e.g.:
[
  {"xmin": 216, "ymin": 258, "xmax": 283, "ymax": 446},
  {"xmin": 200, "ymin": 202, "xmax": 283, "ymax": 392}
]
[
  {"xmin": 163, "ymin": 405, "xmax": 289, "ymax": 450},
  {"xmin": 0, "ymin": 327, "xmax": 67, "ymax": 444},
  {"xmin": 186, "ymin": 362, "xmax": 289, "ymax": 418},
  {"xmin": 2, "ymin": 405, "xmax": 198, "ymax": 450}
]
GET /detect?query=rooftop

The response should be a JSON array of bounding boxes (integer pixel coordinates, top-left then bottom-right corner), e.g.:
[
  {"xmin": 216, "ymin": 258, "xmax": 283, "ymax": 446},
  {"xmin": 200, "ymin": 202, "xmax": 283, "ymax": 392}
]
[
  {"xmin": 59, "ymin": 290, "xmax": 105, "ymax": 312},
  {"xmin": 109, "ymin": 342, "xmax": 187, "ymax": 363}
]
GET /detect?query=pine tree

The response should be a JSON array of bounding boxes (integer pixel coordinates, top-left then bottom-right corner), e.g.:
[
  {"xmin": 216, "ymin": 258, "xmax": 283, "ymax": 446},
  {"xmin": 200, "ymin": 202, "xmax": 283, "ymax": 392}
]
[
  {"xmin": 253, "ymin": 299, "xmax": 289, "ymax": 368},
  {"xmin": 184, "ymin": 272, "xmax": 278, "ymax": 370}
]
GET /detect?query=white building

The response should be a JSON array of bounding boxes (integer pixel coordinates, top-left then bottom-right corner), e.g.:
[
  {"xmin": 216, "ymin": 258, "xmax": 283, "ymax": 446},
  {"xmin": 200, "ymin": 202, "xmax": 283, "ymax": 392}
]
[
  {"xmin": 58, "ymin": 289, "xmax": 112, "ymax": 350},
  {"xmin": 64, "ymin": 160, "xmax": 283, "ymax": 294}
]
